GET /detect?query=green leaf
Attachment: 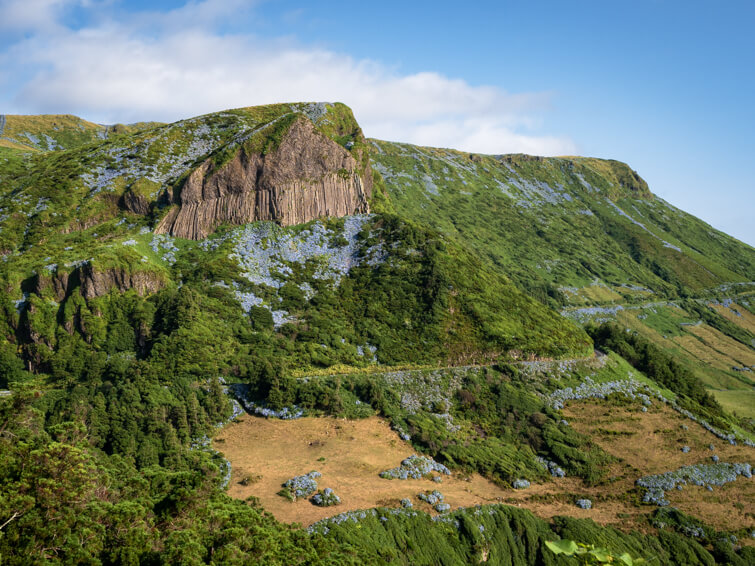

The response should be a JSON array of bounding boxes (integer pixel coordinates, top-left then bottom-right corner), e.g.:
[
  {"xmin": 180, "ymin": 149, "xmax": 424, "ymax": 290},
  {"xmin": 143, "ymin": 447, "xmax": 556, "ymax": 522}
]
[
  {"xmin": 588, "ymin": 547, "xmax": 613, "ymax": 562},
  {"xmin": 545, "ymin": 539, "xmax": 579, "ymax": 555}
]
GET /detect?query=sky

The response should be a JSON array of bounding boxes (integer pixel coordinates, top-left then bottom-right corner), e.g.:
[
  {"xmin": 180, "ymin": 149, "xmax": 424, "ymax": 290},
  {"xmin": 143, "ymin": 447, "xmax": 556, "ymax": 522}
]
[{"xmin": 0, "ymin": 0, "xmax": 753, "ymax": 245}]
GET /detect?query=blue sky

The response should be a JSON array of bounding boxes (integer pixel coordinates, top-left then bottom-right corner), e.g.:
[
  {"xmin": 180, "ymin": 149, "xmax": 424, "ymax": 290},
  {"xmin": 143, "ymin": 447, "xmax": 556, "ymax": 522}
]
[{"xmin": 1, "ymin": 0, "xmax": 753, "ymax": 245}]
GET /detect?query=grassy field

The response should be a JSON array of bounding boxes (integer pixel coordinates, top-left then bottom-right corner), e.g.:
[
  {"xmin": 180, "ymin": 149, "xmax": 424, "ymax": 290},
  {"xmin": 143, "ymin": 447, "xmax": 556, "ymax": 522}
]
[
  {"xmin": 215, "ymin": 401, "xmax": 755, "ymax": 536},
  {"xmin": 609, "ymin": 304, "xmax": 755, "ymax": 416},
  {"xmin": 563, "ymin": 401, "xmax": 755, "ymax": 534},
  {"xmin": 709, "ymin": 302, "xmax": 755, "ymax": 335},
  {"xmin": 214, "ymin": 415, "xmax": 512, "ymax": 526},
  {"xmin": 712, "ymin": 390, "xmax": 755, "ymax": 421}
]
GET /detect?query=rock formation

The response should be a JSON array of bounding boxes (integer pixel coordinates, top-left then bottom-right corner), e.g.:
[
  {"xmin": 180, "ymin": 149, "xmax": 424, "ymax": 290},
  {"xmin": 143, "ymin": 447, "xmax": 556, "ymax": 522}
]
[
  {"xmin": 155, "ymin": 116, "xmax": 372, "ymax": 240},
  {"xmin": 31, "ymin": 264, "xmax": 164, "ymax": 301},
  {"xmin": 121, "ymin": 189, "xmax": 151, "ymax": 215},
  {"xmin": 78, "ymin": 264, "xmax": 164, "ymax": 300}
]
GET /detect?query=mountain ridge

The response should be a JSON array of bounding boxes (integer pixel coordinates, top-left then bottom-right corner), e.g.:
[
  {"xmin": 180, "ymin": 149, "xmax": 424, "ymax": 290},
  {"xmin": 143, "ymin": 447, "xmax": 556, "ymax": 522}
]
[{"xmin": 0, "ymin": 101, "xmax": 753, "ymax": 565}]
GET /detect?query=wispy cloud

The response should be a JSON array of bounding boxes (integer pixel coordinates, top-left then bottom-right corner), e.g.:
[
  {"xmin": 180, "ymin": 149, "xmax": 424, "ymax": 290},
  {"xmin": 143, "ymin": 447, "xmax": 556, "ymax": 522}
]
[
  {"xmin": 0, "ymin": 0, "xmax": 74, "ymax": 31},
  {"xmin": 0, "ymin": 0, "xmax": 576, "ymax": 155}
]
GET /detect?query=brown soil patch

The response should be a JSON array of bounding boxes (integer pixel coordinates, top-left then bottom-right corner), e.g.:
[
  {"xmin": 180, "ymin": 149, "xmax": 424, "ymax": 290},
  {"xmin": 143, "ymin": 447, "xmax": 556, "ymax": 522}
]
[
  {"xmin": 214, "ymin": 415, "xmax": 511, "ymax": 526},
  {"xmin": 214, "ymin": 414, "xmax": 648, "ymax": 529},
  {"xmin": 563, "ymin": 401, "xmax": 755, "ymax": 532}
]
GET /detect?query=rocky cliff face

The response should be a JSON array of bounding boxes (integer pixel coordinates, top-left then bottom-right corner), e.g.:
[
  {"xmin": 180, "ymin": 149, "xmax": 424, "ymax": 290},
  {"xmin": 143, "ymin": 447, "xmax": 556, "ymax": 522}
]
[
  {"xmin": 31, "ymin": 264, "xmax": 164, "ymax": 301},
  {"xmin": 78, "ymin": 264, "xmax": 164, "ymax": 300},
  {"xmin": 155, "ymin": 116, "xmax": 372, "ymax": 240}
]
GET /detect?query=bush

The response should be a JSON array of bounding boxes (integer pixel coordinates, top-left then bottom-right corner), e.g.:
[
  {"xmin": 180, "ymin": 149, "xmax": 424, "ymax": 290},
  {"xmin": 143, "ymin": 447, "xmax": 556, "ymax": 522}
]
[{"xmin": 311, "ymin": 488, "xmax": 341, "ymax": 507}]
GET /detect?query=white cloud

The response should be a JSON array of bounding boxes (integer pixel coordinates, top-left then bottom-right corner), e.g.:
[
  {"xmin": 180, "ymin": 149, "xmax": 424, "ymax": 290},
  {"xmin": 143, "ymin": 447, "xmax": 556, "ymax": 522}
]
[
  {"xmin": 0, "ymin": 0, "xmax": 69, "ymax": 31},
  {"xmin": 1, "ymin": 0, "xmax": 576, "ymax": 156},
  {"xmin": 0, "ymin": 0, "xmax": 102, "ymax": 32}
]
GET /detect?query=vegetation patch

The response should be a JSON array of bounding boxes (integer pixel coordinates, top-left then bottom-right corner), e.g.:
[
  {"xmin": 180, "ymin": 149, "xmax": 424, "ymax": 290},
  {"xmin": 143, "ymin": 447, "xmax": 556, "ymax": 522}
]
[{"xmin": 637, "ymin": 463, "xmax": 752, "ymax": 506}]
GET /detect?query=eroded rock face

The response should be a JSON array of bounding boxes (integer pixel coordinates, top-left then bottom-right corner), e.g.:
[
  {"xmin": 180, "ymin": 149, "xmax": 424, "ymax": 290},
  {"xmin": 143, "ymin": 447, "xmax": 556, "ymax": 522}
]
[
  {"xmin": 121, "ymin": 190, "xmax": 151, "ymax": 215},
  {"xmin": 155, "ymin": 116, "xmax": 372, "ymax": 240},
  {"xmin": 30, "ymin": 264, "xmax": 164, "ymax": 301},
  {"xmin": 79, "ymin": 264, "xmax": 164, "ymax": 300}
]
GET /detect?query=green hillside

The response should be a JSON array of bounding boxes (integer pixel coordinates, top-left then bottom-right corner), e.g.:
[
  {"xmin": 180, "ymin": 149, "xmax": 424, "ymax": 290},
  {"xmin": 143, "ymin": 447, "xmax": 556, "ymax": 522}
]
[
  {"xmin": 370, "ymin": 140, "xmax": 755, "ymax": 414},
  {"xmin": 369, "ymin": 141, "xmax": 753, "ymax": 301},
  {"xmin": 0, "ymin": 113, "xmax": 162, "ymax": 152},
  {"xmin": 0, "ymin": 103, "xmax": 753, "ymax": 565}
]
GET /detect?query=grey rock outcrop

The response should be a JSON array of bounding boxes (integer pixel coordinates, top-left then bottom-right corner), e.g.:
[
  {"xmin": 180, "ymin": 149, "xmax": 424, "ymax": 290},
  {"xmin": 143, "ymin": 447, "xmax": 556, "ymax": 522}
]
[
  {"xmin": 155, "ymin": 116, "xmax": 372, "ymax": 240},
  {"xmin": 30, "ymin": 264, "xmax": 164, "ymax": 301}
]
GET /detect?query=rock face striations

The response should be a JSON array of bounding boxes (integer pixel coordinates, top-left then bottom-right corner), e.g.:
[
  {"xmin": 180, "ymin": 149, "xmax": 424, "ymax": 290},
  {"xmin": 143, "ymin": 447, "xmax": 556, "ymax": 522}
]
[
  {"xmin": 31, "ymin": 264, "xmax": 165, "ymax": 301},
  {"xmin": 155, "ymin": 116, "xmax": 372, "ymax": 240}
]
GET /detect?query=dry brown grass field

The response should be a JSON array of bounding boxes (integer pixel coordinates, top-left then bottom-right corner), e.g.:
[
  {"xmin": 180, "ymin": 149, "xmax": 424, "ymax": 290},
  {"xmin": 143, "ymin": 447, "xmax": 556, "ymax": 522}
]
[
  {"xmin": 214, "ymin": 415, "xmax": 511, "ymax": 526},
  {"xmin": 563, "ymin": 401, "xmax": 755, "ymax": 533},
  {"xmin": 709, "ymin": 302, "xmax": 755, "ymax": 335},
  {"xmin": 214, "ymin": 403, "xmax": 754, "ymax": 534},
  {"xmin": 684, "ymin": 324, "xmax": 755, "ymax": 369}
]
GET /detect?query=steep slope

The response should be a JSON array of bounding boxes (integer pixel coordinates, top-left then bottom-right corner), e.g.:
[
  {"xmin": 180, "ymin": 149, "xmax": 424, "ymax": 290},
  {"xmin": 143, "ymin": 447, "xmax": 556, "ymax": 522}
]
[
  {"xmin": 369, "ymin": 140, "xmax": 755, "ymax": 413},
  {"xmin": 0, "ymin": 104, "xmax": 372, "ymax": 305},
  {"xmin": 155, "ymin": 114, "xmax": 370, "ymax": 239},
  {"xmin": 0, "ymin": 113, "xmax": 161, "ymax": 151},
  {"xmin": 0, "ymin": 103, "xmax": 590, "ymax": 369},
  {"xmin": 370, "ymin": 141, "xmax": 753, "ymax": 300},
  {"xmin": 0, "ymin": 103, "xmax": 372, "ymax": 252}
]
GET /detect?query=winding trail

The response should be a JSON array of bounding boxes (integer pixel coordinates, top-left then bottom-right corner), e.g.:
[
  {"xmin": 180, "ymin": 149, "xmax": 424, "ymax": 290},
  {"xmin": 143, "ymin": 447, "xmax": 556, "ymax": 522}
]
[{"xmin": 292, "ymin": 351, "xmax": 606, "ymax": 383}]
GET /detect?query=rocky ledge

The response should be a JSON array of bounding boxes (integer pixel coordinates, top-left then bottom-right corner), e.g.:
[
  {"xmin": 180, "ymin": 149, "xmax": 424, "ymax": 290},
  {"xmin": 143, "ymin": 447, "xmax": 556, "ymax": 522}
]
[
  {"xmin": 155, "ymin": 116, "xmax": 372, "ymax": 240},
  {"xmin": 31, "ymin": 263, "xmax": 165, "ymax": 301}
]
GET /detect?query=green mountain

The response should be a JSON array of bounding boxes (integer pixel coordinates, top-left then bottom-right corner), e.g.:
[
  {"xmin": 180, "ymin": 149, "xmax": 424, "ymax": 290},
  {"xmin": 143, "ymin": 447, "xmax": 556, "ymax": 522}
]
[
  {"xmin": 0, "ymin": 113, "xmax": 162, "ymax": 152},
  {"xmin": 370, "ymin": 140, "xmax": 755, "ymax": 413},
  {"xmin": 0, "ymin": 103, "xmax": 753, "ymax": 565},
  {"xmin": 370, "ymin": 140, "xmax": 752, "ymax": 299}
]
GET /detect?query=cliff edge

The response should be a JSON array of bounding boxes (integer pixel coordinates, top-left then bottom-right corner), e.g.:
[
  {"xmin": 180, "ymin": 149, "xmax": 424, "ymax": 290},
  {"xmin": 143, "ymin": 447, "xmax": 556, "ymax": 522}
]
[{"xmin": 155, "ymin": 114, "xmax": 372, "ymax": 240}]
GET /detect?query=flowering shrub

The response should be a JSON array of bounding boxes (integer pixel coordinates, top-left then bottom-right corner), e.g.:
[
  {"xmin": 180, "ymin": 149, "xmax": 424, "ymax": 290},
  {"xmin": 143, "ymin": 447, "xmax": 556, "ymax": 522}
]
[
  {"xmin": 575, "ymin": 498, "xmax": 592, "ymax": 509},
  {"xmin": 637, "ymin": 462, "xmax": 752, "ymax": 506},
  {"xmin": 228, "ymin": 384, "xmax": 304, "ymax": 419},
  {"xmin": 417, "ymin": 490, "xmax": 444, "ymax": 505},
  {"xmin": 228, "ymin": 215, "xmax": 386, "ymax": 328},
  {"xmin": 311, "ymin": 488, "xmax": 341, "ymax": 507},
  {"xmin": 512, "ymin": 479, "xmax": 530, "ymax": 489},
  {"xmin": 380, "ymin": 455, "xmax": 451, "ymax": 480},
  {"xmin": 548, "ymin": 376, "xmax": 655, "ymax": 411},
  {"xmin": 536, "ymin": 456, "xmax": 566, "ymax": 478},
  {"xmin": 279, "ymin": 471, "xmax": 322, "ymax": 501}
]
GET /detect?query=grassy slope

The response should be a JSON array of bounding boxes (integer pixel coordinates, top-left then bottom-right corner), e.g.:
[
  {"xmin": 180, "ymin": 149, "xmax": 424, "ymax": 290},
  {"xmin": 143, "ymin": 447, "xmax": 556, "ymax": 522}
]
[
  {"xmin": 369, "ymin": 140, "xmax": 753, "ymax": 300},
  {"xmin": 369, "ymin": 139, "xmax": 755, "ymax": 416},
  {"xmin": 0, "ymin": 113, "xmax": 163, "ymax": 151}
]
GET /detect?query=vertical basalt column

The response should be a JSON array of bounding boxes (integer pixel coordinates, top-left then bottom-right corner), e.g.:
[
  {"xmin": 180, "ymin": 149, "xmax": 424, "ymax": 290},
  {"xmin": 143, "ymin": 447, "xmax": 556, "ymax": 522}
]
[{"xmin": 154, "ymin": 115, "xmax": 372, "ymax": 238}]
